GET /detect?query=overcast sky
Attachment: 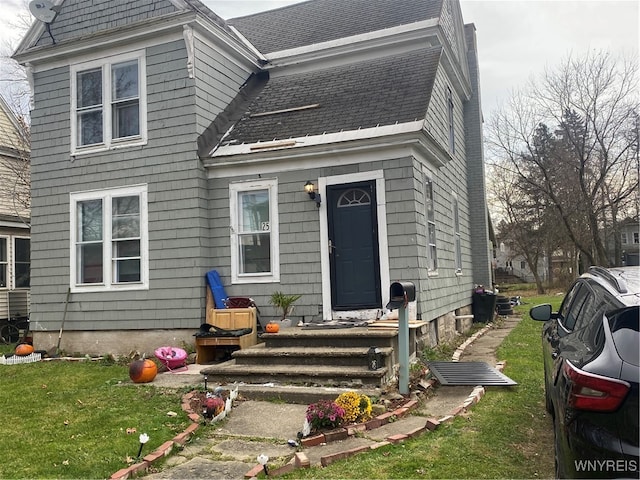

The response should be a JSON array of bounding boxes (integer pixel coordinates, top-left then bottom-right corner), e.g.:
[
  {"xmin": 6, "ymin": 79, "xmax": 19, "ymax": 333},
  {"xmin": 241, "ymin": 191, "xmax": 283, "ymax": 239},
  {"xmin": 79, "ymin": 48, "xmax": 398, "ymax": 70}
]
[{"xmin": 0, "ymin": 0, "xmax": 638, "ymax": 116}]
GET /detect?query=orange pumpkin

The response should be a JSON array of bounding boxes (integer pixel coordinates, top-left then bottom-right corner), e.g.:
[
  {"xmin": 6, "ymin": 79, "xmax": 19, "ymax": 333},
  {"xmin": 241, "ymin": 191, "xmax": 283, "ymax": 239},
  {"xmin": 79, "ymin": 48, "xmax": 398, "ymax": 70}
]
[
  {"xmin": 129, "ymin": 358, "xmax": 158, "ymax": 383},
  {"xmin": 265, "ymin": 322, "xmax": 280, "ymax": 333},
  {"xmin": 15, "ymin": 344, "xmax": 34, "ymax": 356}
]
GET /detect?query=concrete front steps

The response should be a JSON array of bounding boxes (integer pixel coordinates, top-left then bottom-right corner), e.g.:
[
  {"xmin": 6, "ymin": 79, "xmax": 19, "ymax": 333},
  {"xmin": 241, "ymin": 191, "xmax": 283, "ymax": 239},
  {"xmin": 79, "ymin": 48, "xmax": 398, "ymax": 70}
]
[{"xmin": 200, "ymin": 326, "xmax": 397, "ymax": 388}]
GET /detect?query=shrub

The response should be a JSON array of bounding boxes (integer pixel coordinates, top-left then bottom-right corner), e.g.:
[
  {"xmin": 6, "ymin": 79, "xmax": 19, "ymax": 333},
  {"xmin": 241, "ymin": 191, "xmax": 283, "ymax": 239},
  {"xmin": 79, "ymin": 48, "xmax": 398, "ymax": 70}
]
[
  {"xmin": 335, "ymin": 391, "xmax": 372, "ymax": 423},
  {"xmin": 305, "ymin": 400, "xmax": 345, "ymax": 431}
]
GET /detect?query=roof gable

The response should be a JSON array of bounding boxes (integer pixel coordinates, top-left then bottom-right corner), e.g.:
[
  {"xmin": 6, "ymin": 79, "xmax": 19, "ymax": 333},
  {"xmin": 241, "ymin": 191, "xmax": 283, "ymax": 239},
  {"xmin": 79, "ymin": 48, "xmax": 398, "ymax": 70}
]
[
  {"xmin": 228, "ymin": 0, "xmax": 443, "ymax": 54},
  {"xmin": 30, "ymin": 0, "xmax": 180, "ymax": 48},
  {"xmin": 216, "ymin": 46, "xmax": 442, "ymax": 148}
]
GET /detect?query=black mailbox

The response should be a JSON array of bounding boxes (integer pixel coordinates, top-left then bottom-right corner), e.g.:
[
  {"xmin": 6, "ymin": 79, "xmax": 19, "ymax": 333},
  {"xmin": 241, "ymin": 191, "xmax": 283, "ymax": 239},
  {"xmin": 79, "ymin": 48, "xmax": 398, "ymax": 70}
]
[{"xmin": 386, "ymin": 281, "xmax": 416, "ymax": 310}]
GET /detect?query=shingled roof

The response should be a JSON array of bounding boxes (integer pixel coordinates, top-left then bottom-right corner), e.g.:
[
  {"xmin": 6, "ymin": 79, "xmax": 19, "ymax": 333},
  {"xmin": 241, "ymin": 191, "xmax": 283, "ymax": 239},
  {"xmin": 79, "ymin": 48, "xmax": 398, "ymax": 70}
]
[
  {"xmin": 228, "ymin": 0, "xmax": 444, "ymax": 54},
  {"xmin": 217, "ymin": 46, "xmax": 442, "ymax": 148}
]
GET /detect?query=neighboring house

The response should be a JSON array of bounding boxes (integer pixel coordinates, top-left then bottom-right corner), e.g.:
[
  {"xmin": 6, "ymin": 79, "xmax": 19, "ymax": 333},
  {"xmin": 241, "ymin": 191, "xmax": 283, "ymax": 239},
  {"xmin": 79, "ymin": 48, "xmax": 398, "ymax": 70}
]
[
  {"xmin": 617, "ymin": 218, "xmax": 640, "ymax": 267},
  {"xmin": 0, "ymin": 95, "xmax": 30, "ymax": 319},
  {"xmin": 13, "ymin": 0, "xmax": 492, "ymax": 355},
  {"xmin": 494, "ymin": 241, "xmax": 549, "ymax": 285}
]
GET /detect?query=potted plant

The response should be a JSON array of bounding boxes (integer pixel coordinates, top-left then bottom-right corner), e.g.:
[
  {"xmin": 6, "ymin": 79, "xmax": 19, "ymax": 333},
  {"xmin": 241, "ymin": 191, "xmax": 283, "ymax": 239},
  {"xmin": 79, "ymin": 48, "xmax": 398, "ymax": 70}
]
[{"xmin": 268, "ymin": 291, "xmax": 302, "ymax": 329}]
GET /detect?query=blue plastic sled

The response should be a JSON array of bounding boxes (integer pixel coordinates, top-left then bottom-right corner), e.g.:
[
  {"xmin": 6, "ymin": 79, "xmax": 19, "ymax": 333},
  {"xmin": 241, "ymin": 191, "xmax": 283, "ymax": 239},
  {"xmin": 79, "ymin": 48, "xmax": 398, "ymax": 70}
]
[{"xmin": 205, "ymin": 270, "xmax": 228, "ymax": 309}]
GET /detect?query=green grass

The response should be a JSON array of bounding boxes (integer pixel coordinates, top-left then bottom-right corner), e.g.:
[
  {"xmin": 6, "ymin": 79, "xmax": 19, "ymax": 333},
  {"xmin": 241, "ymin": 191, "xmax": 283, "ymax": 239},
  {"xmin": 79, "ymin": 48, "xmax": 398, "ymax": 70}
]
[
  {"xmin": 0, "ymin": 360, "xmax": 189, "ymax": 479},
  {"xmin": 283, "ymin": 292, "xmax": 564, "ymax": 479}
]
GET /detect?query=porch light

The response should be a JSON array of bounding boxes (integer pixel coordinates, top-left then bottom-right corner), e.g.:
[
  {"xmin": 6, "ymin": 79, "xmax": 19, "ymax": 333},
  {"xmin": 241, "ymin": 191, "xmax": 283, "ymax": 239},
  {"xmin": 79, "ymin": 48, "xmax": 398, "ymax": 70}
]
[{"xmin": 304, "ymin": 181, "xmax": 321, "ymax": 207}]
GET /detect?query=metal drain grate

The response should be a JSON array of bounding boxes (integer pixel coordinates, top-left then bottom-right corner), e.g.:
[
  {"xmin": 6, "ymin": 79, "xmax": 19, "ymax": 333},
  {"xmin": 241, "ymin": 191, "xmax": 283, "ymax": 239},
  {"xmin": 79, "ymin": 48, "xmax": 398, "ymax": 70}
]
[{"xmin": 428, "ymin": 361, "xmax": 517, "ymax": 386}]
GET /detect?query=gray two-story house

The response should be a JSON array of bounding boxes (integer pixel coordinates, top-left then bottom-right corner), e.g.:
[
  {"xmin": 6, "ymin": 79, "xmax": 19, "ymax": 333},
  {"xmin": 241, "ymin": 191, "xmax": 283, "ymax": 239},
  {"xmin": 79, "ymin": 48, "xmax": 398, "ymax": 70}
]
[{"xmin": 13, "ymin": 0, "xmax": 491, "ymax": 356}]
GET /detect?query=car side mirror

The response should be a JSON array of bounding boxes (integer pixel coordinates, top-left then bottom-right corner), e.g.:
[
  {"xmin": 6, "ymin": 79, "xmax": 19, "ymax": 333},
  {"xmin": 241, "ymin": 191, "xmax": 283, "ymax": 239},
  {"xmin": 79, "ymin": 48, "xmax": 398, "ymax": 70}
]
[{"xmin": 530, "ymin": 304, "xmax": 553, "ymax": 322}]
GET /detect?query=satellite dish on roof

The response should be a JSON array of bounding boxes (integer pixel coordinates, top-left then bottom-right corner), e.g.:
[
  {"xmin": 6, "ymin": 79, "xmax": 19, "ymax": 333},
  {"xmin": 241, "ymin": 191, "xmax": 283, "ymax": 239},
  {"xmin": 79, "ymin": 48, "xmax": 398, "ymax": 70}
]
[{"xmin": 29, "ymin": 0, "xmax": 58, "ymax": 23}]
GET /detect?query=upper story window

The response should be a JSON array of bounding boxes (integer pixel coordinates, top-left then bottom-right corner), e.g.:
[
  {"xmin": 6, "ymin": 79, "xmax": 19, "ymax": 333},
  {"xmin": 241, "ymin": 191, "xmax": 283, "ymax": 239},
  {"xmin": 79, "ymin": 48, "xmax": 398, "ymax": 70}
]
[
  {"xmin": 229, "ymin": 179, "xmax": 280, "ymax": 284},
  {"xmin": 621, "ymin": 232, "xmax": 628, "ymax": 244},
  {"xmin": 634, "ymin": 232, "xmax": 639, "ymax": 244},
  {"xmin": 447, "ymin": 86, "xmax": 455, "ymax": 154},
  {"xmin": 424, "ymin": 173, "xmax": 438, "ymax": 273},
  {"xmin": 71, "ymin": 51, "xmax": 147, "ymax": 155},
  {"xmin": 70, "ymin": 185, "xmax": 148, "ymax": 292}
]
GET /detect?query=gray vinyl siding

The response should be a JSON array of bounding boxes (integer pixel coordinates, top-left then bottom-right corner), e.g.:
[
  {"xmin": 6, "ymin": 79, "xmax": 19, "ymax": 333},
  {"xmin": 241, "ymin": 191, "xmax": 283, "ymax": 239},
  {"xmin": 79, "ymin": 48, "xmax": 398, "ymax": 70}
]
[
  {"xmin": 28, "ymin": 39, "xmax": 215, "ymax": 333},
  {"xmin": 412, "ymin": 62, "xmax": 475, "ymax": 320},
  {"xmin": 206, "ymin": 148, "xmax": 472, "ymax": 323},
  {"xmin": 193, "ymin": 37, "xmax": 254, "ymax": 135}
]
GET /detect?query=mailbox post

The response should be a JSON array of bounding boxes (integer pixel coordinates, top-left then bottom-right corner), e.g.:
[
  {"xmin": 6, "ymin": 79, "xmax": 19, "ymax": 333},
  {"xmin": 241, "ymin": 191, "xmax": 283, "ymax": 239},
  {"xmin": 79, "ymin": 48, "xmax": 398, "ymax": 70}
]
[{"xmin": 386, "ymin": 281, "xmax": 415, "ymax": 395}]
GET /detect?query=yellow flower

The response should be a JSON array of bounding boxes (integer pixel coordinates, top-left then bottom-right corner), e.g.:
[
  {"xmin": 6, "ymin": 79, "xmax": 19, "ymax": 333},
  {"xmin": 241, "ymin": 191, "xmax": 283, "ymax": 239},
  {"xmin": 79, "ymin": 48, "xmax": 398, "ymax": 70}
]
[{"xmin": 335, "ymin": 391, "xmax": 372, "ymax": 423}]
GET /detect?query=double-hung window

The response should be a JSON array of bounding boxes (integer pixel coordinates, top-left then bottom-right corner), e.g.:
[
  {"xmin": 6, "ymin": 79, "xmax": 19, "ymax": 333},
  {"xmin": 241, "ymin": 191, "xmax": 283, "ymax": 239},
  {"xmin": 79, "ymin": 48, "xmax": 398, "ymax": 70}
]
[
  {"xmin": 452, "ymin": 194, "xmax": 462, "ymax": 273},
  {"xmin": 230, "ymin": 179, "xmax": 279, "ymax": 283},
  {"xmin": 70, "ymin": 185, "xmax": 148, "ymax": 292},
  {"xmin": 0, "ymin": 237, "xmax": 30, "ymax": 289},
  {"xmin": 71, "ymin": 51, "xmax": 146, "ymax": 154},
  {"xmin": 424, "ymin": 173, "xmax": 438, "ymax": 273}
]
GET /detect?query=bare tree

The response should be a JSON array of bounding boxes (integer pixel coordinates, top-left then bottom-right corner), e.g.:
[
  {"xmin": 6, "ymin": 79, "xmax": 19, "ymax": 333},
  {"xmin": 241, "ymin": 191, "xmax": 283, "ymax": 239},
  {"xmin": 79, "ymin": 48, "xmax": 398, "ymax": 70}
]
[
  {"xmin": 487, "ymin": 50, "xmax": 639, "ymax": 272},
  {"xmin": 0, "ymin": 0, "xmax": 32, "ymax": 121}
]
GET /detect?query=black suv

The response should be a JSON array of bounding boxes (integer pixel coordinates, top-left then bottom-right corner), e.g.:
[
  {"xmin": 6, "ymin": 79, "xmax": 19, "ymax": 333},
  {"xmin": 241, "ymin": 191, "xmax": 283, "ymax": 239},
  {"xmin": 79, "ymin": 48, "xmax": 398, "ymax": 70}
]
[{"xmin": 530, "ymin": 266, "xmax": 639, "ymax": 478}]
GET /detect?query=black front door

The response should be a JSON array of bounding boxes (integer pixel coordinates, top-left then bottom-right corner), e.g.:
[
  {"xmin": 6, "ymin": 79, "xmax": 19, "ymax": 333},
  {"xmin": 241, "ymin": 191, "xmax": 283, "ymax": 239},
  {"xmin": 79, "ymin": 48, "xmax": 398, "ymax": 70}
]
[{"xmin": 327, "ymin": 181, "xmax": 381, "ymax": 310}]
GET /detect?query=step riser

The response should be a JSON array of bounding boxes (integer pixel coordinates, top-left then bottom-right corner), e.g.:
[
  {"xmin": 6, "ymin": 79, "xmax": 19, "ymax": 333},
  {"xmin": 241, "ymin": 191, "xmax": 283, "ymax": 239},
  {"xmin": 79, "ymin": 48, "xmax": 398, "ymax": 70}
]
[
  {"xmin": 233, "ymin": 355, "xmax": 386, "ymax": 368},
  {"xmin": 202, "ymin": 372, "xmax": 389, "ymax": 388},
  {"xmin": 263, "ymin": 337, "xmax": 395, "ymax": 349}
]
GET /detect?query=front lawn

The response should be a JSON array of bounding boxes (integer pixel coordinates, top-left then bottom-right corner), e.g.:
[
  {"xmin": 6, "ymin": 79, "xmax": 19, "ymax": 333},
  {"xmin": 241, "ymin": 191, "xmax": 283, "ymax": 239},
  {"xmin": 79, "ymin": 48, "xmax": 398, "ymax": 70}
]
[{"xmin": 0, "ymin": 359, "xmax": 189, "ymax": 479}]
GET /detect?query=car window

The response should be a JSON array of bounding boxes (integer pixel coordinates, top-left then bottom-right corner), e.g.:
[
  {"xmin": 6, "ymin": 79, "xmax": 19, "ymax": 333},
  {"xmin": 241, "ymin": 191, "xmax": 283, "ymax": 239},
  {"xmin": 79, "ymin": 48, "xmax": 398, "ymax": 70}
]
[
  {"xmin": 609, "ymin": 307, "xmax": 639, "ymax": 366},
  {"xmin": 558, "ymin": 282, "xmax": 583, "ymax": 324},
  {"xmin": 562, "ymin": 284, "xmax": 591, "ymax": 331}
]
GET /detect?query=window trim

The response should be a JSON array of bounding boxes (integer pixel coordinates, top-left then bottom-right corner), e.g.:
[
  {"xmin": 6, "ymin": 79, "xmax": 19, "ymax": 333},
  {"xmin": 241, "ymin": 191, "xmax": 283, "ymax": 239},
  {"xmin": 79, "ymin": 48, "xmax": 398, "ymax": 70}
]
[
  {"xmin": 423, "ymin": 172, "xmax": 438, "ymax": 275},
  {"xmin": 0, "ymin": 236, "xmax": 7, "ymax": 289},
  {"xmin": 452, "ymin": 193, "xmax": 462, "ymax": 274},
  {"xmin": 447, "ymin": 86, "xmax": 455, "ymax": 154},
  {"xmin": 229, "ymin": 178, "xmax": 280, "ymax": 284},
  {"xmin": 69, "ymin": 184, "xmax": 149, "ymax": 293},
  {"xmin": 13, "ymin": 236, "xmax": 30, "ymax": 289},
  {"xmin": 70, "ymin": 50, "xmax": 147, "ymax": 156}
]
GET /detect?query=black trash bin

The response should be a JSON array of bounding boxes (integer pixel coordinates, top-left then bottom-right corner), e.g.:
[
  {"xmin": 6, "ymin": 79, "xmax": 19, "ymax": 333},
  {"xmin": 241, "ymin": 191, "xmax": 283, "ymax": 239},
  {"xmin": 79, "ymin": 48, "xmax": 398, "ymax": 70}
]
[{"xmin": 472, "ymin": 292, "xmax": 497, "ymax": 323}]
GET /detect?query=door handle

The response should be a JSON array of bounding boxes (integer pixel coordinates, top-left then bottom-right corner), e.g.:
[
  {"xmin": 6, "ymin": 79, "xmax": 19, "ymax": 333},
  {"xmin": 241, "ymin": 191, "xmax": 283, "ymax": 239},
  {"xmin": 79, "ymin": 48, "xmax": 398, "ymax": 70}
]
[{"xmin": 329, "ymin": 239, "xmax": 336, "ymax": 254}]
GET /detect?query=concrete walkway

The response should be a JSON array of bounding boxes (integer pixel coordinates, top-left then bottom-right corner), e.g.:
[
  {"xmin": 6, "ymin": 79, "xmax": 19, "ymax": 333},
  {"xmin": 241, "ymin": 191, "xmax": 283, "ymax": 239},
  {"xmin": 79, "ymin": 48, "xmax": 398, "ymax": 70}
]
[{"xmin": 129, "ymin": 317, "xmax": 521, "ymax": 480}]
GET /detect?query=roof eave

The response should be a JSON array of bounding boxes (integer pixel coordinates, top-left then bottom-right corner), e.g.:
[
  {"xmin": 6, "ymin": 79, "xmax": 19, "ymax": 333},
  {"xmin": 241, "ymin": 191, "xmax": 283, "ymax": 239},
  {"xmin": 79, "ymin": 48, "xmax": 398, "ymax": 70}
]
[
  {"xmin": 203, "ymin": 121, "xmax": 452, "ymax": 174},
  {"xmin": 263, "ymin": 18, "xmax": 440, "ymax": 68}
]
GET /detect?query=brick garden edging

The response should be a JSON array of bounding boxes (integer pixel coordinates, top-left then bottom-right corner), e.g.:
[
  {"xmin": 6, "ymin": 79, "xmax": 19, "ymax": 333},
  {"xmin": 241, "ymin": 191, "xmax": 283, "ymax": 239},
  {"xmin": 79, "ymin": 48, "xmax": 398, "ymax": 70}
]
[{"xmin": 110, "ymin": 322, "xmax": 500, "ymax": 479}]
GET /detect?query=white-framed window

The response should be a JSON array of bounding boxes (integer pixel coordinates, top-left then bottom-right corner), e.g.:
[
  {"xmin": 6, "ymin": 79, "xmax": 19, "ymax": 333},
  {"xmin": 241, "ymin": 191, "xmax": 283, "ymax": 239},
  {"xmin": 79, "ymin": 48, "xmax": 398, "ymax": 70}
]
[
  {"xmin": 70, "ymin": 50, "xmax": 147, "ymax": 155},
  {"xmin": 229, "ymin": 179, "xmax": 279, "ymax": 284},
  {"xmin": 70, "ymin": 184, "xmax": 148, "ymax": 292},
  {"xmin": 13, "ymin": 237, "xmax": 30, "ymax": 288},
  {"xmin": 424, "ymin": 173, "xmax": 438, "ymax": 273},
  {"xmin": 621, "ymin": 232, "xmax": 628, "ymax": 244},
  {"xmin": 452, "ymin": 194, "xmax": 462, "ymax": 273},
  {"xmin": 0, "ymin": 237, "xmax": 7, "ymax": 288},
  {"xmin": 447, "ymin": 86, "xmax": 455, "ymax": 154},
  {"xmin": 0, "ymin": 236, "xmax": 30, "ymax": 289}
]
